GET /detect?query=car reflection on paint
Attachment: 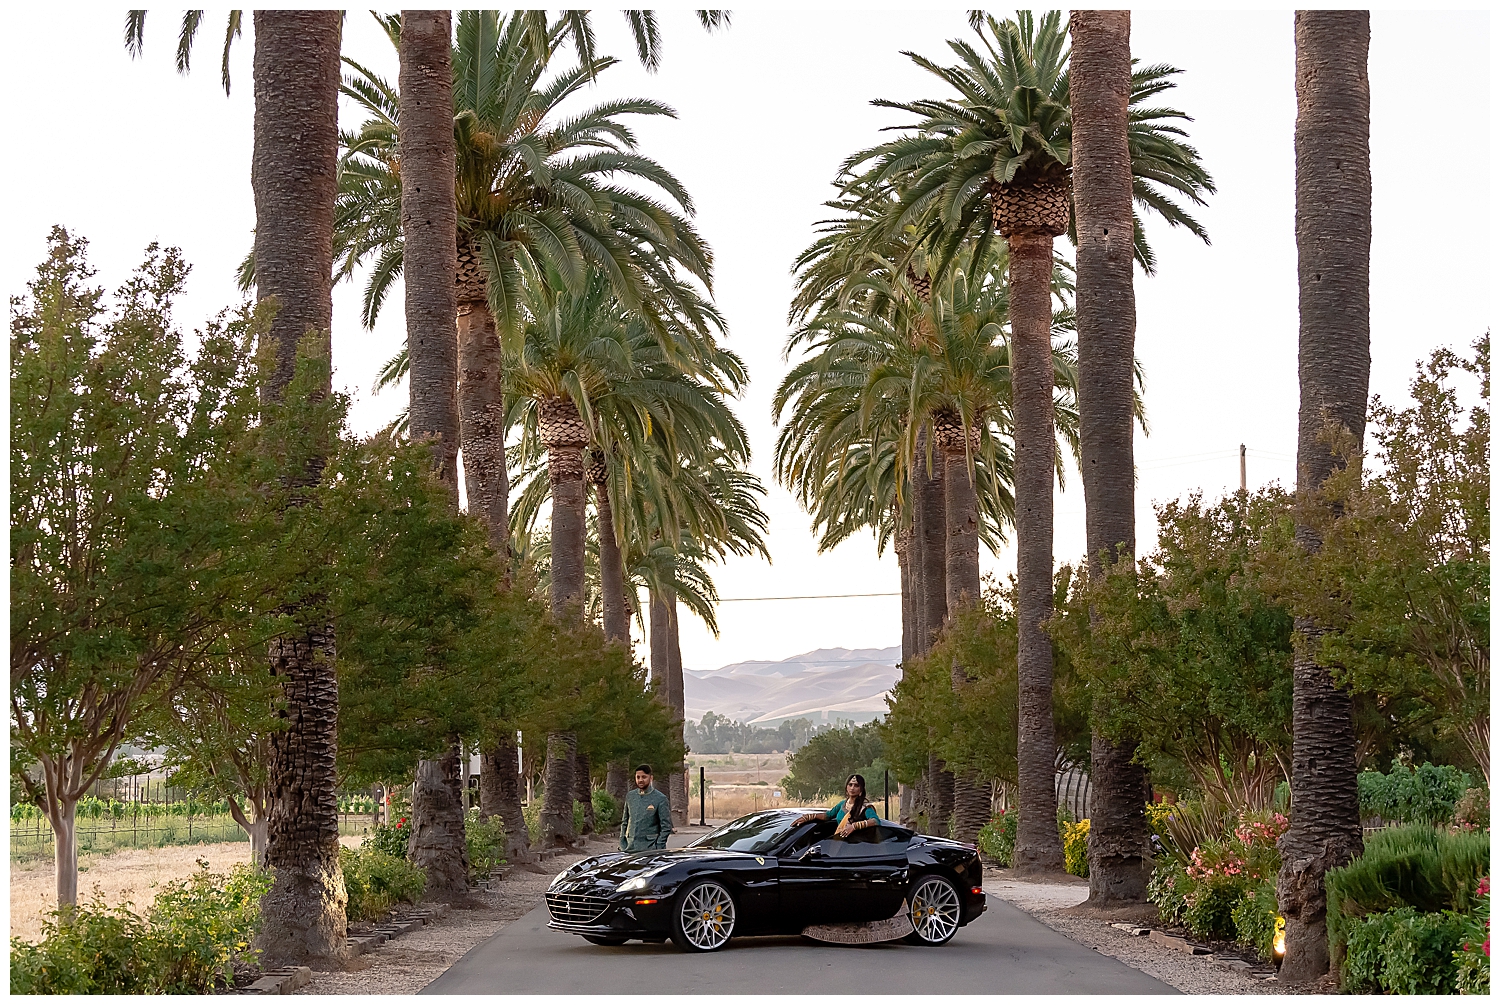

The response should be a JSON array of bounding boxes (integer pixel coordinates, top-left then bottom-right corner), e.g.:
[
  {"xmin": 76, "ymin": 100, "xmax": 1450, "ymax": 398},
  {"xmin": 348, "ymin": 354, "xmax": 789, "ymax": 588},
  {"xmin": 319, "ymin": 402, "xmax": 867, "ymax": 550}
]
[{"xmin": 544, "ymin": 808, "xmax": 986, "ymax": 952}]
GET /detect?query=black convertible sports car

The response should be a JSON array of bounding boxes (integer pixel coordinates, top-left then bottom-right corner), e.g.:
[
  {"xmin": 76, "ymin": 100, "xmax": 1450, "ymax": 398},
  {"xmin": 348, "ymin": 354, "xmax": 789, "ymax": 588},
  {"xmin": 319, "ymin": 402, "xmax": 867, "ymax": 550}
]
[{"xmin": 545, "ymin": 808, "xmax": 986, "ymax": 952}]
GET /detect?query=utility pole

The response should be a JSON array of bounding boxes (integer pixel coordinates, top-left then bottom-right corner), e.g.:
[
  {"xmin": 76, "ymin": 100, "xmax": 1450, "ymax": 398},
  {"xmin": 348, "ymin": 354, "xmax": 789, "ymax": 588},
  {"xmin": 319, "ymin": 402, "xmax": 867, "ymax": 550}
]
[{"xmin": 1239, "ymin": 444, "xmax": 1247, "ymax": 493}]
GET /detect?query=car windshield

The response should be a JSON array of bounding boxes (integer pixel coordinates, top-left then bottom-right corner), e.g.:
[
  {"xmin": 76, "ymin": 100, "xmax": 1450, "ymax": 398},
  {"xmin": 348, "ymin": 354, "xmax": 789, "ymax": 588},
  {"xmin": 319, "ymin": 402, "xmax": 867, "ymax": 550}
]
[{"xmin": 688, "ymin": 812, "xmax": 799, "ymax": 854}]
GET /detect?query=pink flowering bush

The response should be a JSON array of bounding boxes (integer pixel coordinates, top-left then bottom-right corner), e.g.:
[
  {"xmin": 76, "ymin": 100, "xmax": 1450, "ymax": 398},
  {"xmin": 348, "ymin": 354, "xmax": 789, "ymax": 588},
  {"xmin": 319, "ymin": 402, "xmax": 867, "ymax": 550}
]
[{"xmin": 1455, "ymin": 874, "xmax": 1489, "ymax": 994}]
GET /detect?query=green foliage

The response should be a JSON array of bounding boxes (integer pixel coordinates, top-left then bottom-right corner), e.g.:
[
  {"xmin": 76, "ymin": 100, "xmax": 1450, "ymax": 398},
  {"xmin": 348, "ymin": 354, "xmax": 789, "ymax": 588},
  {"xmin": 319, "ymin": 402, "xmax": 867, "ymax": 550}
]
[
  {"xmin": 592, "ymin": 789, "xmax": 621, "ymax": 831},
  {"xmin": 781, "ymin": 721, "xmax": 886, "ymax": 800},
  {"xmin": 465, "ymin": 809, "xmax": 506, "ymax": 882},
  {"xmin": 1326, "ymin": 825, "xmax": 1490, "ymax": 970},
  {"xmin": 977, "ymin": 811, "xmax": 1017, "ymax": 866},
  {"xmin": 366, "ymin": 817, "xmax": 412, "ymax": 860},
  {"xmin": 1053, "ymin": 490, "xmax": 1295, "ymax": 812},
  {"xmin": 1062, "ymin": 819, "xmax": 1090, "ymax": 878},
  {"xmin": 10, "ymin": 863, "xmax": 271, "ymax": 994},
  {"xmin": 523, "ymin": 801, "xmax": 540, "ymax": 846},
  {"xmin": 1231, "ymin": 881, "xmax": 1280, "ymax": 961},
  {"xmin": 1148, "ymin": 858, "xmax": 1190, "ymax": 928},
  {"xmin": 341, "ymin": 846, "xmax": 427, "ymax": 923},
  {"xmin": 1357, "ymin": 762, "xmax": 1472, "ymax": 826},
  {"xmin": 1454, "ymin": 875, "xmax": 1489, "ymax": 995},
  {"xmin": 685, "ymin": 713, "xmax": 817, "ymax": 754},
  {"xmin": 1344, "ymin": 908, "xmax": 1468, "ymax": 995},
  {"xmin": 882, "ymin": 580, "xmax": 1089, "ymax": 791},
  {"xmin": 1182, "ymin": 874, "xmax": 1249, "ymax": 941},
  {"xmin": 1264, "ymin": 338, "xmax": 1489, "ymax": 779}
]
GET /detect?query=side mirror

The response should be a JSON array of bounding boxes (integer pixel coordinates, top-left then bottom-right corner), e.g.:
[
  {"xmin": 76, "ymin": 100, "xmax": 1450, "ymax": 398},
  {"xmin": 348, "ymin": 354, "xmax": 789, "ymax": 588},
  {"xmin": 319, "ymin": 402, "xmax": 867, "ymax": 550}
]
[{"xmin": 800, "ymin": 844, "xmax": 824, "ymax": 861}]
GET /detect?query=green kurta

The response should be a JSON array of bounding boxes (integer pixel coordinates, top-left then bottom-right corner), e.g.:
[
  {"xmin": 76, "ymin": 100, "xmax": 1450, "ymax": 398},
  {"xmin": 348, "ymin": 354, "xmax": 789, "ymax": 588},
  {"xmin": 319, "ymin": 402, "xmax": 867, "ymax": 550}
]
[{"xmin": 619, "ymin": 784, "xmax": 674, "ymax": 851}]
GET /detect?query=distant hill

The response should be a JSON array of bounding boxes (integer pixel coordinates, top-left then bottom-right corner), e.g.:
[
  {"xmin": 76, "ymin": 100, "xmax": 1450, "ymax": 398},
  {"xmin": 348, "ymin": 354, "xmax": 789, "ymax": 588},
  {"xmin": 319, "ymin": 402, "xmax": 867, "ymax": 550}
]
[{"xmin": 683, "ymin": 646, "xmax": 902, "ymax": 726}]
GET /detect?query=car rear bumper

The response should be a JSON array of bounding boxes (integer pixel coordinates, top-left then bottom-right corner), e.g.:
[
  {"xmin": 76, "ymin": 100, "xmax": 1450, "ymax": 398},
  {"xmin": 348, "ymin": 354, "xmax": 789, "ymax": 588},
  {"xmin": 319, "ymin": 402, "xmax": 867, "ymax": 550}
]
[{"xmin": 963, "ymin": 888, "xmax": 987, "ymax": 924}]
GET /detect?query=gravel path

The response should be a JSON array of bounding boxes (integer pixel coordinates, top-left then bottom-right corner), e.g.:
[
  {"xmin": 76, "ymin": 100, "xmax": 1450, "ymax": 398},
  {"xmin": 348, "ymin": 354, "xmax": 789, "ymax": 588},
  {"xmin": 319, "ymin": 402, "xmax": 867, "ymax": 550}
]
[{"xmin": 983, "ymin": 867, "xmax": 1284, "ymax": 996}]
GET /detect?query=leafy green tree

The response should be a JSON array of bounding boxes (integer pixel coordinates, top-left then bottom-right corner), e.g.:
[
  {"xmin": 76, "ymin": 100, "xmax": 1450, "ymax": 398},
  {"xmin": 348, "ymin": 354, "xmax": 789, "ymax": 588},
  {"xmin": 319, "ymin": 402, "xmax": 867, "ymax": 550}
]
[
  {"xmin": 1267, "ymin": 338, "xmax": 1489, "ymax": 783},
  {"xmin": 1053, "ymin": 490, "xmax": 1297, "ymax": 811},
  {"xmin": 782, "ymin": 722, "xmax": 888, "ymax": 803},
  {"xmin": 11, "ymin": 231, "xmax": 337, "ymax": 906}
]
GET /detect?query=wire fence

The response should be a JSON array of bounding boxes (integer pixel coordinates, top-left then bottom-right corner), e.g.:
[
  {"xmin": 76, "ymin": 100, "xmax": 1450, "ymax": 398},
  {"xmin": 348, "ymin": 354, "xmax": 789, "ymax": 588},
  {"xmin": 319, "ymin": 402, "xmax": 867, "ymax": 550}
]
[{"xmin": 11, "ymin": 779, "xmax": 380, "ymax": 862}]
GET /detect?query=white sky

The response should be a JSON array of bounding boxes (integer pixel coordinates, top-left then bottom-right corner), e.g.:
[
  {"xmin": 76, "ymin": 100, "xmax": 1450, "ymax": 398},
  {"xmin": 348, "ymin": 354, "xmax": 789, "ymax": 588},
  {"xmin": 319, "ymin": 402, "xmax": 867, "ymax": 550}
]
[{"xmin": 3, "ymin": 10, "xmax": 1490, "ymax": 675}]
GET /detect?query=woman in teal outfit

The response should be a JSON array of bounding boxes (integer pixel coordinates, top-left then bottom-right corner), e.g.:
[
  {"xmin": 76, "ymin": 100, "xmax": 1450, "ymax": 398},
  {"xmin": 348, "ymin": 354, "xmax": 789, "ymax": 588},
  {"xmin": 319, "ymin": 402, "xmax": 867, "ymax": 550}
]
[{"xmin": 795, "ymin": 773, "xmax": 880, "ymax": 837}]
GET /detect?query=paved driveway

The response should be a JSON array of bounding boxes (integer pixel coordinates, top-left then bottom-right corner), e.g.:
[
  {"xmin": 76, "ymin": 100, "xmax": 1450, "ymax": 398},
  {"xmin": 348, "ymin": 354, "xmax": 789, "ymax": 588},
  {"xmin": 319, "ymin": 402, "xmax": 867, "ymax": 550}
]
[{"xmin": 422, "ymin": 886, "xmax": 1175, "ymax": 995}]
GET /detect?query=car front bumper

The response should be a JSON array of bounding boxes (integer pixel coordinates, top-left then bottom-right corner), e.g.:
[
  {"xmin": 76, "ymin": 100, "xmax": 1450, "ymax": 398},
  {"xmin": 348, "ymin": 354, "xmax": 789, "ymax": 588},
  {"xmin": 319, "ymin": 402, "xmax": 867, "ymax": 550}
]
[{"xmin": 545, "ymin": 884, "xmax": 674, "ymax": 939}]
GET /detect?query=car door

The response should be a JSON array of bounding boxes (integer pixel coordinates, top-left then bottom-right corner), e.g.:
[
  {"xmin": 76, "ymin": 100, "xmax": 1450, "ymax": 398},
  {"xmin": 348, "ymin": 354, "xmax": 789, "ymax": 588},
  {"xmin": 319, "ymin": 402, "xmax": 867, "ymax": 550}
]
[
  {"xmin": 774, "ymin": 821, "xmax": 840, "ymax": 927},
  {"xmin": 778, "ymin": 824, "xmax": 912, "ymax": 924}
]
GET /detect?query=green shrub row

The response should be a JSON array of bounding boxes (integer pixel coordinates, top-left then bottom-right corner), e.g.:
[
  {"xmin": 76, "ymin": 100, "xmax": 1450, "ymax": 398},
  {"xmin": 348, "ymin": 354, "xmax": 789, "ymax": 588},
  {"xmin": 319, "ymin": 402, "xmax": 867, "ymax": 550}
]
[
  {"xmin": 1344, "ymin": 907, "xmax": 1469, "ymax": 994},
  {"xmin": 592, "ymin": 789, "xmax": 621, "ymax": 830},
  {"xmin": 465, "ymin": 809, "xmax": 506, "ymax": 882},
  {"xmin": 10, "ymin": 864, "xmax": 271, "ymax": 994},
  {"xmin": 1357, "ymin": 763, "xmax": 1472, "ymax": 826},
  {"xmin": 341, "ymin": 846, "xmax": 427, "ymax": 923},
  {"xmin": 11, "ymin": 793, "xmax": 380, "ymax": 822},
  {"xmin": 973, "ymin": 810, "xmax": 1088, "ymax": 878}
]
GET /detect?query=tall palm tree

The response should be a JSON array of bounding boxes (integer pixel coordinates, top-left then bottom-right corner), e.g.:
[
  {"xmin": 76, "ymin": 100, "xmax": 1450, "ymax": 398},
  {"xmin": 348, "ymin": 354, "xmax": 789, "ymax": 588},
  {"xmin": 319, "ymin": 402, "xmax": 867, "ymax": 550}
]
[
  {"xmin": 124, "ymin": 8, "xmax": 351, "ymax": 963},
  {"xmin": 1277, "ymin": 11, "xmax": 1371, "ymax": 983},
  {"xmin": 1069, "ymin": 9, "xmax": 1147, "ymax": 907},
  {"xmin": 395, "ymin": 8, "xmax": 473, "ymax": 898},
  {"xmin": 848, "ymin": 10, "xmax": 1212, "ymax": 871}
]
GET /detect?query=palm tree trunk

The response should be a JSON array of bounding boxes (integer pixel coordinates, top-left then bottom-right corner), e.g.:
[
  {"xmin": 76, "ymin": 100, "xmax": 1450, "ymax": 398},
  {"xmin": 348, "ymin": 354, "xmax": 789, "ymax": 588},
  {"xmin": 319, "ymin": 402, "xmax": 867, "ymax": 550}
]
[
  {"xmin": 1070, "ymin": 9, "xmax": 1148, "ymax": 905},
  {"xmin": 895, "ymin": 516, "xmax": 914, "ymax": 665},
  {"xmin": 914, "ymin": 425, "xmax": 954, "ymax": 834},
  {"xmin": 1278, "ymin": 11, "xmax": 1371, "ymax": 983},
  {"xmin": 572, "ymin": 749, "xmax": 595, "ymax": 835},
  {"xmin": 1009, "ymin": 229, "xmax": 1066, "ymax": 875},
  {"xmin": 456, "ymin": 276, "xmax": 508, "ymax": 559},
  {"xmin": 605, "ymin": 761, "xmax": 629, "ymax": 804},
  {"xmin": 478, "ymin": 735, "xmax": 530, "ymax": 862},
  {"xmin": 399, "ymin": 9, "xmax": 459, "ymax": 497},
  {"xmin": 540, "ymin": 732, "xmax": 577, "ymax": 847},
  {"xmin": 398, "ymin": 7, "xmax": 469, "ymax": 903},
  {"xmin": 594, "ymin": 478, "xmax": 629, "ymax": 643},
  {"xmin": 250, "ymin": 11, "xmax": 348, "ymax": 965},
  {"xmin": 943, "ymin": 436, "xmax": 988, "ymax": 843},
  {"xmin": 668, "ymin": 597, "xmax": 688, "ymax": 827},
  {"xmin": 409, "ymin": 742, "xmax": 469, "ymax": 894}
]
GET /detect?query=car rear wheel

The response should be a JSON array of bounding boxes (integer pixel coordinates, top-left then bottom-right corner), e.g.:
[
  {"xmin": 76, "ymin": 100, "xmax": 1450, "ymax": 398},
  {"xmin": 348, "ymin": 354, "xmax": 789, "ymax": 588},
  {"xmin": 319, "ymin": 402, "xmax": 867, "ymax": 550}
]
[
  {"xmin": 906, "ymin": 874, "xmax": 961, "ymax": 946},
  {"xmin": 582, "ymin": 935, "xmax": 627, "ymax": 946},
  {"xmin": 671, "ymin": 880, "xmax": 737, "ymax": 952}
]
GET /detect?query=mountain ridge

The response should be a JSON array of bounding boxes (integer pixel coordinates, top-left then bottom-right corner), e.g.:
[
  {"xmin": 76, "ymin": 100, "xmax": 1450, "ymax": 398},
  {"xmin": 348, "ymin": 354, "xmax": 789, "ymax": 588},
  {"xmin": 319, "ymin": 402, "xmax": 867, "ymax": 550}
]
[{"xmin": 683, "ymin": 645, "xmax": 902, "ymax": 725}]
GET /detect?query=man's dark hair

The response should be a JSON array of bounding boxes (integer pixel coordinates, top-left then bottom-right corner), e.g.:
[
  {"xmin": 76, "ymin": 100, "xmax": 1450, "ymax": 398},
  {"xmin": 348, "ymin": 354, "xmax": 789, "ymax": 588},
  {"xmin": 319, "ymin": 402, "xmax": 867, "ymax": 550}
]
[{"xmin": 635, "ymin": 763, "xmax": 653, "ymax": 776}]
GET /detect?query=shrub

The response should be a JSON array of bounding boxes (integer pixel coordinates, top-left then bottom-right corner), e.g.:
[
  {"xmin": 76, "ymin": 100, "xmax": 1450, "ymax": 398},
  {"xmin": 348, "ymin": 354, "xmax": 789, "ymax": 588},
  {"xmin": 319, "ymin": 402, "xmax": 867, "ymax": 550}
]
[
  {"xmin": 1454, "ymin": 875, "xmax": 1489, "ymax": 995},
  {"xmin": 977, "ymin": 810, "xmax": 1017, "ymax": 866},
  {"xmin": 1327, "ymin": 825, "xmax": 1489, "ymax": 980},
  {"xmin": 1148, "ymin": 858, "xmax": 1190, "ymax": 927},
  {"xmin": 1358, "ymin": 762, "xmax": 1472, "ymax": 826},
  {"xmin": 341, "ymin": 846, "xmax": 426, "ymax": 923},
  {"xmin": 523, "ymin": 801, "xmax": 540, "ymax": 846},
  {"xmin": 1454, "ymin": 787, "xmax": 1490, "ymax": 832},
  {"xmin": 10, "ymin": 863, "xmax": 271, "ymax": 994},
  {"xmin": 1183, "ymin": 874, "xmax": 1250, "ymax": 941},
  {"xmin": 465, "ymin": 809, "xmax": 506, "ymax": 882},
  {"xmin": 1062, "ymin": 819, "xmax": 1090, "ymax": 878},
  {"xmin": 367, "ymin": 816, "xmax": 413, "ymax": 859},
  {"xmin": 593, "ymin": 789, "xmax": 621, "ymax": 831},
  {"xmin": 1230, "ymin": 880, "xmax": 1280, "ymax": 960},
  {"xmin": 1344, "ymin": 907, "xmax": 1468, "ymax": 994}
]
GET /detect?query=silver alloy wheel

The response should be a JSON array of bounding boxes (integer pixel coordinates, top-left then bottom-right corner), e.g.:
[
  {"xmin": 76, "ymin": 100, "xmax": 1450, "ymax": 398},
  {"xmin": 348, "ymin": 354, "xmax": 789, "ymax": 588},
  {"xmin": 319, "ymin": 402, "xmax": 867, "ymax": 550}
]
[
  {"xmin": 677, "ymin": 881, "xmax": 736, "ymax": 950},
  {"xmin": 909, "ymin": 876, "xmax": 961, "ymax": 944}
]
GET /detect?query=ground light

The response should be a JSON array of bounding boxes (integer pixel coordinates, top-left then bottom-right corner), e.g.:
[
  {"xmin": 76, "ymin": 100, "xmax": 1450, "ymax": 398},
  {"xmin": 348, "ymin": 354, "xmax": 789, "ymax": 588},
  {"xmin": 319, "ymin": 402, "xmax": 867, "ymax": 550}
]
[{"xmin": 1273, "ymin": 915, "xmax": 1286, "ymax": 968}]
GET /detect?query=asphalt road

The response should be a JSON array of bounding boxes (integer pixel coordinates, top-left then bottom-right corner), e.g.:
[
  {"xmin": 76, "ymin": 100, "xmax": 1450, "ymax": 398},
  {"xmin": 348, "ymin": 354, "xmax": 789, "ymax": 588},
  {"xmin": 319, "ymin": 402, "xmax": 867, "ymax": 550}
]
[{"xmin": 422, "ymin": 886, "xmax": 1175, "ymax": 995}]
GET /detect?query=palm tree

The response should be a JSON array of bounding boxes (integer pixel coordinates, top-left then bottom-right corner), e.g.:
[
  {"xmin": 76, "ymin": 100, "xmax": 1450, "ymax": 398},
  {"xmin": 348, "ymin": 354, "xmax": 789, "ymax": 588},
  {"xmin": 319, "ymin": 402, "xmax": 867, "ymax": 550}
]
[
  {"xmin": 1277, "ymin": 11, "xmax": 1371, "ymax": 983},
  {"xmin": 124, "ymin": 8, "xmax": 352, "ymax": 963},
  {"xmin": 1068, "ymin": 9, "xmax": 1147, "ymax": 907},
  {"xmin": 848, "ymin": 10, "xmax": 1212, "ymax": 871},
  {"xmin": 520, "ymin": 10, "xmax": 731, "ymax": 77}
]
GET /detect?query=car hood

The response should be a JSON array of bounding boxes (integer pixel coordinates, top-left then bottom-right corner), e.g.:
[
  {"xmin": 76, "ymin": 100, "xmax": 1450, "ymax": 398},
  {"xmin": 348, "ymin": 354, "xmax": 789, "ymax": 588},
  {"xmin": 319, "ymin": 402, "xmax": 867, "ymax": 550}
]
[{"xmin": 557, "ymin": 846, "xmax": 754, "ymax": 886}]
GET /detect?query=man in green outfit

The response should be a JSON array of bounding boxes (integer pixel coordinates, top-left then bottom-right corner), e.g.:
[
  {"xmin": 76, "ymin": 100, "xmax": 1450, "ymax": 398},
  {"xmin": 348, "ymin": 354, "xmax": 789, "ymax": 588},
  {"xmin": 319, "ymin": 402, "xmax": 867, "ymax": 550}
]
[{"xmin": 619, "ymin": 763, "xmax": 673, "ymax": 851}]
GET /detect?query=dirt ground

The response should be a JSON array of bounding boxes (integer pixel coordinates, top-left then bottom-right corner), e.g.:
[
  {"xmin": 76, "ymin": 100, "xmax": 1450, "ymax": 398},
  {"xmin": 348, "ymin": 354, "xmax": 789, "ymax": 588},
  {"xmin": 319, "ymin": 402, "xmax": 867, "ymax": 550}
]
[{"xmin": 10, "ymin": 834, "xmax": 364, "ymax": 945}]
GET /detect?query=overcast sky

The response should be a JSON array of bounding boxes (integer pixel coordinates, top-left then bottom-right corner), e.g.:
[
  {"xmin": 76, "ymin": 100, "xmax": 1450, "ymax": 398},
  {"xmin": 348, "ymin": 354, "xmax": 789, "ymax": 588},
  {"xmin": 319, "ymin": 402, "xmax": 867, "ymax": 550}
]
[{"xmin": 3, "ymin": 10, "xmax": 1490, "ymax": 675}]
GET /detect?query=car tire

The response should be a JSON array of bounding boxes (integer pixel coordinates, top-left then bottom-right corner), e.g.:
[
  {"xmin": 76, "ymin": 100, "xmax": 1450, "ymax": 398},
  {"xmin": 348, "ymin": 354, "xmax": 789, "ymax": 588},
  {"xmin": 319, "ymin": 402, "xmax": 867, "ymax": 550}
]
[
  {"xmin": 670, "ymin": 879, "xmax": 737, "ymax": 952},
  {"xmin": 582, "ymin": 935, "xmax": 627, "ymax": 946},
  {"xmin": 906, "ymin": 874, "xmax": 962, "ymax": 946}
]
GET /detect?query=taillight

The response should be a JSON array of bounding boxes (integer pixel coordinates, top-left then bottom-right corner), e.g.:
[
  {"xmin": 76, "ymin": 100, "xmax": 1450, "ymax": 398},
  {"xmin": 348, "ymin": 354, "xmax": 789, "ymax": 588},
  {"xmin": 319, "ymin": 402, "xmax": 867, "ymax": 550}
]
[{"xmin": 970, "ymin": 887, "xmax": 984, "ymax": 895}]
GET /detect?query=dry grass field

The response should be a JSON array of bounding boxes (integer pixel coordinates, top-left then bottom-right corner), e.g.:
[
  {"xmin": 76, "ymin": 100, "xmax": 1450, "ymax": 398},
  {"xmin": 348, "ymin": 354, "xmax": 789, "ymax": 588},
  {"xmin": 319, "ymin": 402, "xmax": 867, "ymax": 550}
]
[
  {"xmin": 10, "ymin": 834, "xmax": 366, "ymax": 945},
  {"xmin": 686, "ymin": 751, "xmax": 852, "ymax": 822}
]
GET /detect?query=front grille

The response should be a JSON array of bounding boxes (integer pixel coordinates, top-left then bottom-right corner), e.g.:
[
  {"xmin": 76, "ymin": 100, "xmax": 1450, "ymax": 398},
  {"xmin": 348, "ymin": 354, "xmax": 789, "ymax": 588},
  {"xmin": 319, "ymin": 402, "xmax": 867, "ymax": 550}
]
[{"xmin": 546, "ymin": 890, "xmax": 610, "ymax": 925}]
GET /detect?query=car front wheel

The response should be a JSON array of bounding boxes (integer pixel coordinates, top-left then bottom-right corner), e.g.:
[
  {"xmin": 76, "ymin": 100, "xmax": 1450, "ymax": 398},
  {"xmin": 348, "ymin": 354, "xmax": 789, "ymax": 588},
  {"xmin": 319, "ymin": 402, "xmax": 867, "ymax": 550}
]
[
  {"xmin": 907, "ymin": 874, "xmax": 961, "ymax": 946},
  {"xmin": 671, "ymin": 880, "xmax": 737, "ymax": 952}
]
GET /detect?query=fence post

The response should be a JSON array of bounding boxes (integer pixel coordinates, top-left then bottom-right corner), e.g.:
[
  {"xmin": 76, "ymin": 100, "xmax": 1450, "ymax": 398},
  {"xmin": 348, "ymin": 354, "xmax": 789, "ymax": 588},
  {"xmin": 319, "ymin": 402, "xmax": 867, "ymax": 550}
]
[
  {"xmin": 699, "ymin": 766, "xmax": 706, "ymax": 826},
  {"xmin": 884, "ymin": 769, "xmax": 890, "ymax": 821}
]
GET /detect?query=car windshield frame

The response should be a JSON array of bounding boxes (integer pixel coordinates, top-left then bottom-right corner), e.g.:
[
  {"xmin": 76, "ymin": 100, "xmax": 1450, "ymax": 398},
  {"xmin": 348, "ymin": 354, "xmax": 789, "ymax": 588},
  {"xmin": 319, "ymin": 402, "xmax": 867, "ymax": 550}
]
[{"xmin": 687, "ymin": 811, "xmax": 804, "ymax": 854}]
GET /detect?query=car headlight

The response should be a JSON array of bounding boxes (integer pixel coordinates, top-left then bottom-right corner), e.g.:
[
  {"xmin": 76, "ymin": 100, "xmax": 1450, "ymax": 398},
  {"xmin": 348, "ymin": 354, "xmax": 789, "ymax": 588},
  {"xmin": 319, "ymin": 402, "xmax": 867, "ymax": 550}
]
[
  {"xmin": 551, "ymin": 869, "xmax": 570, "ymax": 888},
  {"xmin": 618, "ymin": 875, "xmax": 649, "ymax": 893}
]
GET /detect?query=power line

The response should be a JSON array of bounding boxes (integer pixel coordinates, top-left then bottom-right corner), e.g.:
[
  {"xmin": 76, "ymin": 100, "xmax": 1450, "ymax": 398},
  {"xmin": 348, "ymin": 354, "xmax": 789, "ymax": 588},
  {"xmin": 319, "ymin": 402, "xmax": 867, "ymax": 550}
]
[{"xmin": 715, "ymin": 591, "xmax": 901, "ymax": 602}]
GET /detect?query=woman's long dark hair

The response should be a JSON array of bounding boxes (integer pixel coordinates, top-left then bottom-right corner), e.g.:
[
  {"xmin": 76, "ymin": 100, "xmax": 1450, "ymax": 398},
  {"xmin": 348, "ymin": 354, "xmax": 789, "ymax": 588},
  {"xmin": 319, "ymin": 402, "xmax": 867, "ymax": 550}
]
[{"xmin": 844, "ymin": 773, "xmax": 869, "ymax": 821}]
